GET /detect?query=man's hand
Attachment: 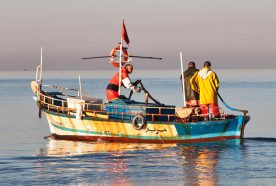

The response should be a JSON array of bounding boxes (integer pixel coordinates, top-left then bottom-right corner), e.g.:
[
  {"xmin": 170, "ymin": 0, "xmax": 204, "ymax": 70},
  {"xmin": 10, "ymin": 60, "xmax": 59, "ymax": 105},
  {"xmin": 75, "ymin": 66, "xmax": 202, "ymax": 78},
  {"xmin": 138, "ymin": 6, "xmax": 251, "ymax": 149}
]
[
  {"xmin": 133, "ymin": 86, "xmax": 141, "ymax": 93},
  {"xmin": 134, "ymin": 79, "xmax": 141, "ymax": 85}
]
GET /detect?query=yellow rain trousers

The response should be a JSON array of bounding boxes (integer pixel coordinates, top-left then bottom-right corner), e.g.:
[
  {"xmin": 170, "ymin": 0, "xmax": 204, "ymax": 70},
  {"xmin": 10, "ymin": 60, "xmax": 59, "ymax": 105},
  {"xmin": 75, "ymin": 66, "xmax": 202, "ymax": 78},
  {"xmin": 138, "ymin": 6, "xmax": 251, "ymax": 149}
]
[{"xmin": 190, "ymin": 68, "xmax": 220, "ymax": 104}]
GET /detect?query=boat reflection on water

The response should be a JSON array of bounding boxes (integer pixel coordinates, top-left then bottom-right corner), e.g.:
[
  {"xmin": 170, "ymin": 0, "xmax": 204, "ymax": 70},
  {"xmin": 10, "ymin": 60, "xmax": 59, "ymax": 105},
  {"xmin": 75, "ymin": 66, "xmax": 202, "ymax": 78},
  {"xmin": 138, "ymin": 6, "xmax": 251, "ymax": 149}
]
[
  {"xmin": 36, "ymin": 139, "xmax": 243, "ymax": 185},
  {"xmin": 36, "ymin": 139, "xmax": 177, "ymax": 185},
  {"xmin": 38, "ymin": 138, "xmax": 177, "ymax": 157},
  {"xmin": 178, "ymin": 146, "xmax": 218, "ymax": 185},
  {"xmin": 177, "ymin": 139, "xmax": 242, "ymax": 186}
]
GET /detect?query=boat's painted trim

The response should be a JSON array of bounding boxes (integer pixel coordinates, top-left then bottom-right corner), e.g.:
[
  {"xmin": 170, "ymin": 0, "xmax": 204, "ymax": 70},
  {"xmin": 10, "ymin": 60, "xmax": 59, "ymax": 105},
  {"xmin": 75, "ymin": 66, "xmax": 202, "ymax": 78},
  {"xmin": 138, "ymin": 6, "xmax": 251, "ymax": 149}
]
[
  {"xmin": 50, "ymin": 133, "xmax": 240, "ymax": 144},
  {"xmin": 42, "ymin": 106, "xmax": 249, "ymax": 144},
  {"xmin": 49, "ymin": 121, "xmax": 240, "ymax": 139},
  {"xmin": 42, "ymin": 108, "xmax": 241, "ymax": 126}
]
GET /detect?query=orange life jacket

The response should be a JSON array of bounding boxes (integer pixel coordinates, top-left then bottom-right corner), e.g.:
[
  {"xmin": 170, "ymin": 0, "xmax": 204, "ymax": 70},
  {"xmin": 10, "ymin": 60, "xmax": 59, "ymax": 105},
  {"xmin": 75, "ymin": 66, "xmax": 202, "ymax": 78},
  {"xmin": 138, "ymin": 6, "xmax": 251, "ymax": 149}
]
[{"xmin": 106, "ymin": 67, "xmax": 129, "ymax": 100}]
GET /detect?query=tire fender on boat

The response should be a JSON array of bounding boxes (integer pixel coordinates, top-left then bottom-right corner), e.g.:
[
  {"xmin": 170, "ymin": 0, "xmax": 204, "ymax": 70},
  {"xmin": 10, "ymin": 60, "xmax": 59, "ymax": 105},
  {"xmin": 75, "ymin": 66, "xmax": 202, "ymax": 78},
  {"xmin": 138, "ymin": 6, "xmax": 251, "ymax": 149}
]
[{"xmin": 132, "ymin": 114, "xmax": 146, "ymax": 130}]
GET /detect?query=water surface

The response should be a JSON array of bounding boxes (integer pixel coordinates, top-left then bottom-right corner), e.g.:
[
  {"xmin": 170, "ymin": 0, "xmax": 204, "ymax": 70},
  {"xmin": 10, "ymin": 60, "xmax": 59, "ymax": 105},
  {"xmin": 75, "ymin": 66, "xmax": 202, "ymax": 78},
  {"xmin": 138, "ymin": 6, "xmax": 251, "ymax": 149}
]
[{"xmin": 0, "ymin": 69, "xmax": 276, "ymax": 185}]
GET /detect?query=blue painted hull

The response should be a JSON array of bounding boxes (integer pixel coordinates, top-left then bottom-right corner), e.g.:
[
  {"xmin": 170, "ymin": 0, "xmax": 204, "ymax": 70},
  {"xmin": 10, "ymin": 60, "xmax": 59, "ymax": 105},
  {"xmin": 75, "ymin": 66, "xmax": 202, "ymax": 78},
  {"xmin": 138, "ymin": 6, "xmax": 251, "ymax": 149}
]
[{"xmin": 44, "ymin": 109, "xmax": 250, "ymax": 143}]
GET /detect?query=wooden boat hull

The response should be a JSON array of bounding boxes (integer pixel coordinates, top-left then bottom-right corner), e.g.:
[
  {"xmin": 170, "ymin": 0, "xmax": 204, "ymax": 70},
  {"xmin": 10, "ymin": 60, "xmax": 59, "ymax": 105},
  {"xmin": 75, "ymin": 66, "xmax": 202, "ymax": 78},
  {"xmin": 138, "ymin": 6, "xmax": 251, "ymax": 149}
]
[{"xmin": 44, "ymin": 109, "xmax": 250, "ymax": 144}]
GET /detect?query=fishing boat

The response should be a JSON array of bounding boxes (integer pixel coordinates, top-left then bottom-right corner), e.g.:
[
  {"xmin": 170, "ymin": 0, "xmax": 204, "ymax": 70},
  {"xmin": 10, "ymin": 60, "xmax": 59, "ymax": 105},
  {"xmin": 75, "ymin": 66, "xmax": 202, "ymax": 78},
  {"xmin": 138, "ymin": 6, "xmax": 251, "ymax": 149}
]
[{"xmin": 31, "ymin": 22, "xmax": 250, "ymax": 144}]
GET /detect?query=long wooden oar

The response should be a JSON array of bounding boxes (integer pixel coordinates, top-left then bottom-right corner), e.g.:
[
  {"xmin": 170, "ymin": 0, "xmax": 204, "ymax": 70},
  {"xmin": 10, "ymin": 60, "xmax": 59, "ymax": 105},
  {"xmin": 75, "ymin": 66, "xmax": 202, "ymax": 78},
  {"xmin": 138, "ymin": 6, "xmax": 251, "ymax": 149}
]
[
  {"xmin": 82, "ymin": 55, "xmax": 162, "ymax": 60},
  {"xmin": 82, "ymin": 56, "xmax": 115, "ymax": 59},
  {"xmin": 130, "ymin": 56, "xmax": 162, "ymax": 60}
]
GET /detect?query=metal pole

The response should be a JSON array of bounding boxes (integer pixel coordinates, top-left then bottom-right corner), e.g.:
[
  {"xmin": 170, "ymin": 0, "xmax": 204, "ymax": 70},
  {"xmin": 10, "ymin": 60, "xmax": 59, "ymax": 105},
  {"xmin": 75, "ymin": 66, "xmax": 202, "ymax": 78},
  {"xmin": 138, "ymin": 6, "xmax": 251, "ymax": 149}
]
[
  {"xmin": 38, "ymin": 47, "xmax": 43, "ymax": 119},
  {"xmin": 79, "ymin": 75, "xmax": 82, "ymax": 99},
  {"xmin": 118, "ymin": 38, "xmax": 123, "ymax": 95},
  {"xmin": 36, "ymin": 65, "xmax": 40, "ymax": 82},
  {"xmin": 180, "ymin": 52, "xmax": 186, "ymax": 107},
  {"xmin": 40, "ymin": 47, "xmax": 43, "ymax": 83}
]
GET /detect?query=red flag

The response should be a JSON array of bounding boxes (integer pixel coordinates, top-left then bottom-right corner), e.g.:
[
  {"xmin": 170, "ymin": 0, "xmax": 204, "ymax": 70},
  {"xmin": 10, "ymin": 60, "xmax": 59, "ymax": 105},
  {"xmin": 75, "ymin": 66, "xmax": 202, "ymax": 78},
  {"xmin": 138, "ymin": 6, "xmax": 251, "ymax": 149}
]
[{"xmin": 121, "ymin": 20, "xmax": 130, "ymax": 45}]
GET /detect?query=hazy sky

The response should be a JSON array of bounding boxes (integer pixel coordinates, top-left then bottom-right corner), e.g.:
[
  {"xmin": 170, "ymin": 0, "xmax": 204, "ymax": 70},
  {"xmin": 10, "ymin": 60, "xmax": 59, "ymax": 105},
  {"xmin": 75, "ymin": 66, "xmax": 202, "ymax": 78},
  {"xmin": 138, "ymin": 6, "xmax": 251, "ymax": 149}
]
[{"xmin": 0, "ymin": 0, "xmax": 276, "ymax": 70}]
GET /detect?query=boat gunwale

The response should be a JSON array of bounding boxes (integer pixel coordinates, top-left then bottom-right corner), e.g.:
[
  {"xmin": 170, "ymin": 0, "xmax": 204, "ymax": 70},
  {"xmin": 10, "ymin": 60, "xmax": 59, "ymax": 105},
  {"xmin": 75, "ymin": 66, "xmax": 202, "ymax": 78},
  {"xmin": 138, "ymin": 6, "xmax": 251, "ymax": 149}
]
[
  {"xmin": 42, "ymin": 107, "xmax": 249, "ymax": 127},
  {"xmin": 34, "ymin": 84, "xmax": 249, "ymax": 126}
]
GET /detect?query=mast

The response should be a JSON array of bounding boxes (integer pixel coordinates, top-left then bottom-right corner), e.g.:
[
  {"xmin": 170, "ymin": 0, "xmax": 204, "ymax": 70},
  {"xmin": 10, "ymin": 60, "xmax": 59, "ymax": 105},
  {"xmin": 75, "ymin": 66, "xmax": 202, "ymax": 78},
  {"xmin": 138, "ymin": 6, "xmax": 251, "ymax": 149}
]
[
  {"xmin": 38, "ymin": 47, "xmax": 43, "ymax": 119},
  {"xmin": 40, "ymin": 47, "xmax": 43, "ymax": 85},
  {"xmin": 180, "ymin": 52, "xmax": 186, "ymax": 107},
  {"xmin": 79, "ymin": 75, "xmax": 83, "ymax": 99},
  {"xmin": 118, "ymin": 38, "xmax": 123, "ymax": 95}
]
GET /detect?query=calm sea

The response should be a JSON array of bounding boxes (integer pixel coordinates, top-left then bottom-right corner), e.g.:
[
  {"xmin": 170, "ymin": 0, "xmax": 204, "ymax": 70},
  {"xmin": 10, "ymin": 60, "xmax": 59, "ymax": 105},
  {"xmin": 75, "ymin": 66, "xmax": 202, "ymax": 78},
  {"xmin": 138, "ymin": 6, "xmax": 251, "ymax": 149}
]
[{"xmin": 0, "ymin": 69, "xmax": 276, "ymax": 185}]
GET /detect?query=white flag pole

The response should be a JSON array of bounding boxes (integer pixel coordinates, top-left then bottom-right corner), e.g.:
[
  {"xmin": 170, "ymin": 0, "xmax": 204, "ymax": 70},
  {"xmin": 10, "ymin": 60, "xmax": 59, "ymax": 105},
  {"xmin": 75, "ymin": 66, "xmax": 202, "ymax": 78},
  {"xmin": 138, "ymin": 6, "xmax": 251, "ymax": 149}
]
[
  {"xmin": 40, "ymin": 47, "xmax": 43, "ymax": 83},
  {"xmin": 118, "ymin": 37, "xmax": 123, "ymax": 95},
  {"xmin": 79, "ymin": 75, "xmax": 82, "ymax": 100},
  {"xmin": 180, "ymin": 52, "xmax": 186, "ymax": 107}
]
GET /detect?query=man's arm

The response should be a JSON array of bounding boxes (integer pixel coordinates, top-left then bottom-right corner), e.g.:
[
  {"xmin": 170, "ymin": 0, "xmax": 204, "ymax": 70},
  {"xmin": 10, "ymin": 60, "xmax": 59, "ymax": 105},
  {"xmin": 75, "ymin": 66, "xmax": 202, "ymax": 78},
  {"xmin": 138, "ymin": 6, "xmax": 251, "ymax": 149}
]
[
  {"xmin": 213, "ymin": 73, "xmax": 220, "ymax": 90},
  {"xmin": 122, "ymin": 77, "xmax": 140, "ymax": 92},
  {"xmin": 190, "ymin": 72, "xmax": 199, "ymax": 92}
]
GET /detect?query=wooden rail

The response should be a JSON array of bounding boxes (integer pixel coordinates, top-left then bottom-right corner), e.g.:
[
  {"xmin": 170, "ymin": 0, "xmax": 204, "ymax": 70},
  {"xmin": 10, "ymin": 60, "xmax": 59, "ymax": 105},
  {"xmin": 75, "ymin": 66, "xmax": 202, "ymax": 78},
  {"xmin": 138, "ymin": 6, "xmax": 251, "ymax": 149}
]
[
  {"xmin": 37, "ymin": 91, "xmax": 103, "ymax": 113},
  {"xmin": 36, "ymin": 90, "xmax": 223, "ymax": 122}
]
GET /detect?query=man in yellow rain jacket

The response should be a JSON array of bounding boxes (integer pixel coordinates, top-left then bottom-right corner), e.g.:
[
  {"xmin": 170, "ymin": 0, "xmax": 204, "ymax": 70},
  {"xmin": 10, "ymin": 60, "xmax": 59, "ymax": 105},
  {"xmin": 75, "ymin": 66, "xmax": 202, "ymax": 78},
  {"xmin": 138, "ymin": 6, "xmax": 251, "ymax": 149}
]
[{"xmin": 190, "ymin": 61, "xmax": 220, "ymax": 118}]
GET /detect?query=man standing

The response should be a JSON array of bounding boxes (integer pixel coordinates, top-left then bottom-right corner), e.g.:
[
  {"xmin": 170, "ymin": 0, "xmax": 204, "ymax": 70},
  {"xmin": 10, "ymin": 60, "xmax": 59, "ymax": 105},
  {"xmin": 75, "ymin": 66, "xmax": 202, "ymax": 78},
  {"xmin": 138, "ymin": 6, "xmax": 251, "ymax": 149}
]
[
  {"xmin": 106, "ymin": 64, "xmax": 140, "ymax": 101},
  {"xmin": 180, "ymin": 62, "xmax": 199, "ymax": 107},
  {"xmin": 190, "ymin": 61, "xmax": 220, "ymax": 118}
]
